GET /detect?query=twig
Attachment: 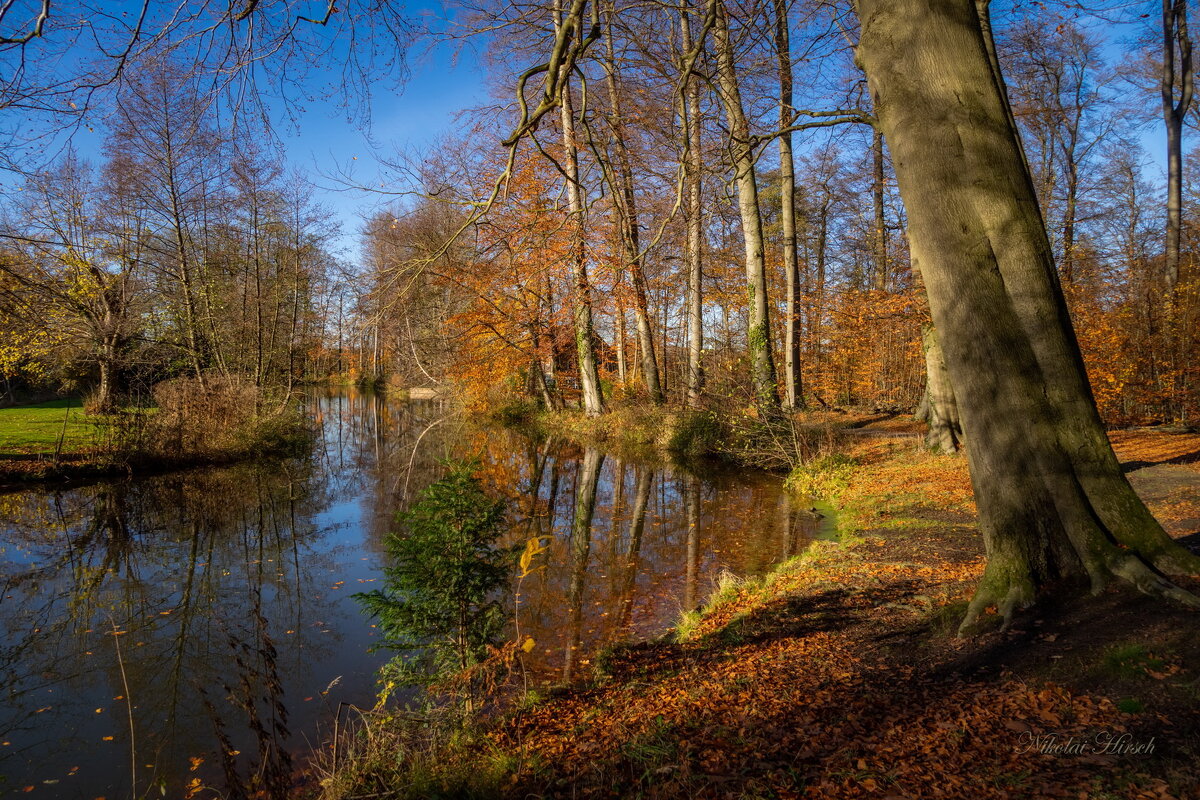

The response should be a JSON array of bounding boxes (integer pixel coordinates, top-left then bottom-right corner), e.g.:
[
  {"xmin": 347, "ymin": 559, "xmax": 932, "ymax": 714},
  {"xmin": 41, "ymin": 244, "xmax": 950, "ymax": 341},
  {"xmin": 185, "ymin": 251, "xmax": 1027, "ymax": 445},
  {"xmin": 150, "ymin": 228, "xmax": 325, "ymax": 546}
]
[
  {"xmin": 53, "ymin": 401, "xmax": 70, "ymax": 463},
  {"xmin": 109, "ymin": 614, "xmax": 137, "ymax": 798}
]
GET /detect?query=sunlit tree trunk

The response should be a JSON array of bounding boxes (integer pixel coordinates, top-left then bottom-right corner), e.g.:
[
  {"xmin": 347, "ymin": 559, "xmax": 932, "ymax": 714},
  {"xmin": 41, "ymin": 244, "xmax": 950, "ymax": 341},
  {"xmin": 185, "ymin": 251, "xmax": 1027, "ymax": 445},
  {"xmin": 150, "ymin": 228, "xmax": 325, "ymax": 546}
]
[
  {"xmin": 1163, "ymin": 0, "xmax": 1193, "ymax": 291},
  {"xmin": 712, "ymin": 0, "xmax": 780, "ymax": 414},
  {"xmin": 554, "ymin": 0, "xmax": 605, "ymax": 416},
  {"xmin": 602, "ymin": 0, "xmax": 663, "ymax": 403},
  {"xmin": 856, "ymin": 0, "xmax": 1200, "ymax": 629},
  {"xmin": 682, "ymin": 1, "xmax": 706, "ymax": 408},
  {"xmin": 774, "ymin": 0, "xmax": 804, "ymax": 410}
]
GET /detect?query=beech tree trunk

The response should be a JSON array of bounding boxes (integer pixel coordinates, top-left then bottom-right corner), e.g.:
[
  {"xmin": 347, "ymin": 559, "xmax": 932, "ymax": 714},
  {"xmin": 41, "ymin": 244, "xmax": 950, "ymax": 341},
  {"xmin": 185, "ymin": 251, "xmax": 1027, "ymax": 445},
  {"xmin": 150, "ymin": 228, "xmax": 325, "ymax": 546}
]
[
  {"xmin": 712, "ymin": 0, "xmax": 781, "ymax": 415},
  {"xmin": 602, "ymin": 0, "xmax": 664, "ymax": 404},
  {"xmin": 855, "ymin": 0, "xmax": 1200, "ymax": 629},
  {"xmin": 1162, "ymin": 0, "xmax": 1193, "ymax": 291},
  {"xmin": 555, "ymin": 0, "xmax": 605, "ymax": 416},
  {"xmin": 919, "ymin": 324, "xmax": 961, "ymax": 453},
  {"xmin": 774, "ymin": 0, "xmax": 804, "ymax": 410},
  {"xmin": 682, "ymin": 1, "xmax": 706, "ymax": 408}
]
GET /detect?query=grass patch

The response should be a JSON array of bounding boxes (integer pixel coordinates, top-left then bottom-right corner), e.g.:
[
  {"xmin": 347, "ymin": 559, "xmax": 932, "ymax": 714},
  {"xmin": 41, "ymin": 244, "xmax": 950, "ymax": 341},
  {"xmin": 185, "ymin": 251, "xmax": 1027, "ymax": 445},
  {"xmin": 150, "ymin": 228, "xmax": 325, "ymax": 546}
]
[
  {"xmin": 0, "ymin": 398, "xmax": 96, "ymax": 454},
  {"xmin": 785, "ymin": 453, "xmax": 858, "ymax": 499},
  {"xmin": 1101, "ymin": 643, "xmax": 1165, "ymax": 679},
  {"xmin": 673, "ymin": 543, "xmax": 860, "ymax": 644},
  {"xmin": 1116, "ymin": 697, "xmax": 1145, "ymax": 713},
  {"xmin": 620, "ymin": 716, "xmax": 682, "ymax": 779},
  {"xmin": 312, "ymin": 707, "xmax": 516, "ymax": 800},
  {"xmin": 0, "ymin": 382, "xmax": 312, "ymax": 485}
]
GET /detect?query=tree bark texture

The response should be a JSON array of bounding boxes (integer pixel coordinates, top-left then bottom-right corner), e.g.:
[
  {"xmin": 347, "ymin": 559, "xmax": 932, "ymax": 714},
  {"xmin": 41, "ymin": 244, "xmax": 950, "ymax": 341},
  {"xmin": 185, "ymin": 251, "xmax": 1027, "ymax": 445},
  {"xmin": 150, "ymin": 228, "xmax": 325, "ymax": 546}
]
[
  {"xmin": 555, "ymin": 0, "xmax": 605, "ymax": 416},
  {"xmin": 774, "ymin": 0, "xmax": 804, "ymax": 409},
  {"xmin": 856, "ymin": 0, "xmax": 1200, "ymax": 629},
  {"xmin": 712, "ymin": 0, "xmax": 781, "ymax": 415}
]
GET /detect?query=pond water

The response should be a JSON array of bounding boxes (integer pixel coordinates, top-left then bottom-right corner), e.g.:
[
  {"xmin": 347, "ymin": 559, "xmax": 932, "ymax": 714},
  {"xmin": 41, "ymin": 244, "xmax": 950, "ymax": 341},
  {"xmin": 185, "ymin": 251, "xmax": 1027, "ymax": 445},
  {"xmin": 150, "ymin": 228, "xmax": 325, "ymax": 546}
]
[{"xmin": 0, "ymin": 390, "xmax": 832, "ymax": 799}]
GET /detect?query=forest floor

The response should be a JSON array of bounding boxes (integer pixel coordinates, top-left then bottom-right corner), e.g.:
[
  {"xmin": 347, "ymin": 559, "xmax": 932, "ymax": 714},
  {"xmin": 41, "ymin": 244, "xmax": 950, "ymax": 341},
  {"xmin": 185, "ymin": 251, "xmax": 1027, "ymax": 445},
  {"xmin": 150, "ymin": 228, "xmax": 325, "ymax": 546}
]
[{"xmin": 432, "ymin": 425, "xmax": 1200, "ymax": 800}]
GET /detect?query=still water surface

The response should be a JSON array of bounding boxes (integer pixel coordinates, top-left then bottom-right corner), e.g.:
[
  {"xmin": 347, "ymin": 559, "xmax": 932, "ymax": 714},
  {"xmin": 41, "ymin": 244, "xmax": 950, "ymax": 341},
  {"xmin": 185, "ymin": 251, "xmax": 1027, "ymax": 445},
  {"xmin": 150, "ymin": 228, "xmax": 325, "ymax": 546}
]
[{"xmin": 0, "ymin": 391, "xmax": 830, "ymax": 798}]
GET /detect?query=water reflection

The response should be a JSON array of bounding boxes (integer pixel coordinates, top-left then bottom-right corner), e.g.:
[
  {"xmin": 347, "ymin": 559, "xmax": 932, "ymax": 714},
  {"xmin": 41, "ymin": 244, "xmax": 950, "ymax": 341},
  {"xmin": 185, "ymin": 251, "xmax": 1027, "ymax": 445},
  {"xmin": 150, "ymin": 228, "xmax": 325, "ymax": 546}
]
[
  {"xmin": 0, "ymin": 390, "xmax": 829, "ymax": 798},
  {"xmin": 494, "ymin": 437, "xmax": 829, "ymax": 682}
]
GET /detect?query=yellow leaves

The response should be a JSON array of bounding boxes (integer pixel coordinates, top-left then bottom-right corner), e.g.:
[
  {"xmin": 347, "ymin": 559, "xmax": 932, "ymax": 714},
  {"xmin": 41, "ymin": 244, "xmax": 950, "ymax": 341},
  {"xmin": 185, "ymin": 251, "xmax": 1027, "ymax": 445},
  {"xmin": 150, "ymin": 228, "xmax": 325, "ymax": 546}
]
[
  {"xmin": 521, "ymin": 637, "xmax": 537, "ymax": 654},
  {"xmin": 518, "ymin": 536, "xmax": 550, "ymax": 579}
]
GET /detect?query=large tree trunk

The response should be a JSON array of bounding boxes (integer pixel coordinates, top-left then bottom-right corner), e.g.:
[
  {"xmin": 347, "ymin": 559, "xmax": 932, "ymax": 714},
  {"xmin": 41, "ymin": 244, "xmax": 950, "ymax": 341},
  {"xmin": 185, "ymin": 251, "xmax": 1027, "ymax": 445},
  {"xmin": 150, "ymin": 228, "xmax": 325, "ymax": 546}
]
[
  {"xmin": 712, "ymin": 0, "xmax": 781, "ymax": 415},
  {"xmin": 774, "ymin": 0, "xmax": 804, "ymax": 410},
  {"xmin": 855, "ymin": 0, "xmax": 1200, "ymax": 630},
  {"xmin": 555, "ymin": 0, "xmax": 605, "ymax": 416},
  {"xmin": 919, "ymin": 323, "xmax": 961, "ymax": 453}
]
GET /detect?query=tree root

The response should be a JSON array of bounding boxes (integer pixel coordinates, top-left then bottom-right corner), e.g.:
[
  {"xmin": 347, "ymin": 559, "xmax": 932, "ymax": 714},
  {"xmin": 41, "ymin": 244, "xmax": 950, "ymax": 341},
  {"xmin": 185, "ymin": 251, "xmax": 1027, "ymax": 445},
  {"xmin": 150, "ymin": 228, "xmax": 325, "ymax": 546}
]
[
  {"xmin": 959, "ymin": 548, "xmax": 1200, "ymax": 638},
  {"xmin": 1148, "ymin": 544, "xmax": 1200, "ymax": 577},
  {"xmin": 1107, "ymin": 552, "xmax": 1200, "ymax": 609},
  {"xmin": 958, "ymin": 566, "xmax": 1035, "ymax": 636}
]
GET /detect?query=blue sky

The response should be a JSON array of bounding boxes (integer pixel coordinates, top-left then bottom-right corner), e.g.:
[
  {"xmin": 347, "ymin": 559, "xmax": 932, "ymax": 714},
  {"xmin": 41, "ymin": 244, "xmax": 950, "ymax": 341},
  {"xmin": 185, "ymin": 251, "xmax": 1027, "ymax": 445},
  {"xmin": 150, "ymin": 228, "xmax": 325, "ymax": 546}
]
[
  {"xmin": 0, "ymin": 0, "xmax": 493, "ymax": 262},
  {"xmin": 278, "ymin": 21, "xmax": 492, "ymax": 259}
]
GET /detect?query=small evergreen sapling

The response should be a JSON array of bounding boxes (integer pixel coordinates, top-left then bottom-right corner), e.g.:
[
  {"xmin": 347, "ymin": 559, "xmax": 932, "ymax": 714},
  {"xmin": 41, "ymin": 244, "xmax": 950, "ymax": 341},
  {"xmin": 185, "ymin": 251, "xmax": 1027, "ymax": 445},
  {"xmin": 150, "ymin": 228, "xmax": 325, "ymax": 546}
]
[{"xmin": 355, "ymin": 461, "xmax": 515, "ymax": 699}]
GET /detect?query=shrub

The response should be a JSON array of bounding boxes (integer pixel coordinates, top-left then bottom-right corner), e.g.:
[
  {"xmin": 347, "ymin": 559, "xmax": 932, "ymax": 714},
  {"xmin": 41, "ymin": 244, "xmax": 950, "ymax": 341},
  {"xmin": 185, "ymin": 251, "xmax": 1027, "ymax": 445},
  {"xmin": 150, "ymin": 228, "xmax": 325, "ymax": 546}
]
[
  {"xmin": 717, "ymin": 412, "xmax": 844, "ymax": 472},
  {"xmin": 92, "ymin": 375, "xmax": 310, "ymax": 465},
  {"xmin": 665, "ymin": 410, "xmax": 723, "ymax": 456},
  {"xmin": 355, "ymin": 462, "xmax": 516, "ymax": 702},
  {"xmin": 785, "ymin": 453, "xmax": 858, "ymax": 498}
]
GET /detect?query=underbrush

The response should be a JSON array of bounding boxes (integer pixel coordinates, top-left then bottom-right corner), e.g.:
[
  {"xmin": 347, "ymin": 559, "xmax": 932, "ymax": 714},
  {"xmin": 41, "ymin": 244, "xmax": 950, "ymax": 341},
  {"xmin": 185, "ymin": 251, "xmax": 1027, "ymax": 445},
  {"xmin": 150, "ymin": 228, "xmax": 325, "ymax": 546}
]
[
  {"xmin": 103, "ymin": 376, "xmax": 311, "ymax": 466},
  {"xmin": 308, "ymin": 705, "xmax": 516, "ymax": 800},
  {"xmin": 0, "ymin": 377, "xmax": 311, "ymax": 484},
  {"xmin": 493, "ymin": 396, "xmax": 847, "ymax": 473}
]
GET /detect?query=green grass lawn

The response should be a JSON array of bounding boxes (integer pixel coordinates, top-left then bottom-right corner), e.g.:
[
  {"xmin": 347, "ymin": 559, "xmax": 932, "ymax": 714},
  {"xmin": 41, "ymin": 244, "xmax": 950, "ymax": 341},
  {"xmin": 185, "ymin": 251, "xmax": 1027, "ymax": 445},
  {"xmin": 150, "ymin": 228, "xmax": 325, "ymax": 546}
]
[{"xmin": 0, "ymin": 398, "xmax": 99, "ymax": 456}]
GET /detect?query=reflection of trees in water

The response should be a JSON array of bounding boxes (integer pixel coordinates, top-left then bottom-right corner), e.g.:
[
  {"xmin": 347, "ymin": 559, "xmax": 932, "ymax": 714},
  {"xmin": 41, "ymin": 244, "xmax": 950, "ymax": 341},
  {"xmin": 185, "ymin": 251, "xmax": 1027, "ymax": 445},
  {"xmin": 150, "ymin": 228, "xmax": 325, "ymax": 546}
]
[
  {"xmin": 563, "ymin": 448, "xmax": 603, "ymax": 684},
  {"xmin": 0, "ymin": 390, "xmax": 830, "ymax": 795},
  {"xmin": 0, "ymin": 460, "xmax": 342, "ymax": 798},
  {"xmin": 311, "ymin": 389, "xmax": 465, "ymax": 557},
  {"xmin": 290, "ymin": 392, "xmax": 827, "ymax": 688}
]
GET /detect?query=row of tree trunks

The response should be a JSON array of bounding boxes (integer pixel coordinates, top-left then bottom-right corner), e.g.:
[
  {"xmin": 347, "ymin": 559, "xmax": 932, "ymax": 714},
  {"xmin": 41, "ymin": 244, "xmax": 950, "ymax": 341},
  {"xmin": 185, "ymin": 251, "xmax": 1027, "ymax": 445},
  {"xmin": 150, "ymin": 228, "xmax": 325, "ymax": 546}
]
[{"xmin": 602, "ymin": 0, "xmax": 664, "ymax": 404}]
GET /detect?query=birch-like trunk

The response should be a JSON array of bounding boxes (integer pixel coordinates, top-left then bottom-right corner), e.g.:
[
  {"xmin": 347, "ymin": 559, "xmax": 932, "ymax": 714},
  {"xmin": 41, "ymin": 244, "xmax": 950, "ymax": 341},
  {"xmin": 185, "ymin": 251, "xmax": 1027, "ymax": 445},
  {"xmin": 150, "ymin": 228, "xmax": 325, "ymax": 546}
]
[
  {"xmin": 712, "ymin": 0, "xmax": 780, "ymax": 414},
  {"xmin": 555, "ymin": 0, "xmax": 605, "ymax": 416},
  {"xmin": 682, "ymin": 1, "xmax": 706, "ymax": 408},
  {"xmin": 774, "ymin": 0, "xmax": 803, "ymax": 409},
  {"xmin": 603, "ymin": 1, "xmax": 663, "ymax": 403}
]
